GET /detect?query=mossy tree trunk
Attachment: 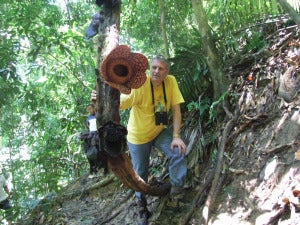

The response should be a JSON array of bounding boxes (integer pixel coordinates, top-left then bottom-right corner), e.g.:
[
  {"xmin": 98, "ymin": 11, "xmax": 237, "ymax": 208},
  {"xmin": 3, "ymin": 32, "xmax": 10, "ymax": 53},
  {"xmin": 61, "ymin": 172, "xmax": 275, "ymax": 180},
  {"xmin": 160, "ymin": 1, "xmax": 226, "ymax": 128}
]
[
  {"xmin": 191, "ymin": 0, "xmax": 229, "ymax": 100},
  {"xmin": 95, "ymin": 3, "xmax": 121, "ymax": 126},
  {"xmin": 158, "ymin": 0, "xmax": 170, "ymax": 58}
]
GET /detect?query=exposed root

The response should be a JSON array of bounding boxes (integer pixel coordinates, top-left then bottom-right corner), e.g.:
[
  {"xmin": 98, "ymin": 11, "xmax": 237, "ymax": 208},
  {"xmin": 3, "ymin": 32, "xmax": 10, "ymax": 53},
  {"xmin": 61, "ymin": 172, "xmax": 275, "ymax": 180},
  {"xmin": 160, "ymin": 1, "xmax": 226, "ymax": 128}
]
[
  {"xmin": 150, "ymin": 195, "xmax": 169, "ymax": 222},
  {"xmin": 62, "ymin": 174, "xmax": 115, "ymax": 200},
  {"xmin": 261, "ymin": 141, "xmax": 300, "ymax": 154},
  {"xmin": 94, "ymin": 190, "xmax": 134, "ymax": 225},
  {"xmin": 201, "ymin": 107, "xmax": 240, "ymax": 225},
  {"xmin": 179, "ymin": 171, "xmax": 214, "ymax": 225}
]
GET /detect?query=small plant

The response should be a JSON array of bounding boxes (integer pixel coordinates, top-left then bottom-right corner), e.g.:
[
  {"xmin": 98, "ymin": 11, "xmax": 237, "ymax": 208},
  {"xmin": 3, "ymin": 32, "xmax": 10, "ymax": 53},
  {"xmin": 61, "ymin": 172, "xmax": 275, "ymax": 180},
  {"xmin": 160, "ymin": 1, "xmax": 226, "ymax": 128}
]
[
  {"xmin": 187, "ymin": 97, "xmax": 211, "ymax": 119},
  {"xmin": 209, "ymin": 91, "xmax": 228, "ymax": 123},
  {"xmin": 245, "ymin": 31, "xmax": 267, "ymax": 53}
]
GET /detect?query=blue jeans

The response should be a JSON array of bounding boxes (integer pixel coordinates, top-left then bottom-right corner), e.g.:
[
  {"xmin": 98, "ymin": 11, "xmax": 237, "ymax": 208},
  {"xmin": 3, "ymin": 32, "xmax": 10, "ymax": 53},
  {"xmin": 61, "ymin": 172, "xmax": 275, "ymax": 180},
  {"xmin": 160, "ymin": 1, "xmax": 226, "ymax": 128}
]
[{"xmin": 128, "ymin": 129, "xmax": 187, "ymax": 200}]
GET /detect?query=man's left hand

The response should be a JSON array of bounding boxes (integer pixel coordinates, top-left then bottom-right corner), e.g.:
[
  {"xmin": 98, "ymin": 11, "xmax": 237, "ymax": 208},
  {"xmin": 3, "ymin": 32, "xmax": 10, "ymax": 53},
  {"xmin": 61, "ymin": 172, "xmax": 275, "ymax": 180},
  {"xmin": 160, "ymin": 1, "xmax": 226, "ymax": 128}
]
[{"xmin": 171, "ymin": 137, "xmax": 186, "ymax": 156}]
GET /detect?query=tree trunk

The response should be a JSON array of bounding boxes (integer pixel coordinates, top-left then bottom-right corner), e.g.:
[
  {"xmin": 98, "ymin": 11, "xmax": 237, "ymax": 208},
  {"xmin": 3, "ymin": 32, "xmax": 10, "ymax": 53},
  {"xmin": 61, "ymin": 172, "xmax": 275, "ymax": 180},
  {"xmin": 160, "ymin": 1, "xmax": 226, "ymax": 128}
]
[
  {"xmin": 277, "ymin": 0, "xmax": 300, "ymax": 27},
  {"xmin": 191, "ymin": 0, "xmax": 228, "ymax": 100},
  {"xmin": 95, "ymin": 4, "xmax": 121, "ymax": 125},
  {"xmin": 158, "ymin": 0, "xmax": 170, "ymax": 58}
]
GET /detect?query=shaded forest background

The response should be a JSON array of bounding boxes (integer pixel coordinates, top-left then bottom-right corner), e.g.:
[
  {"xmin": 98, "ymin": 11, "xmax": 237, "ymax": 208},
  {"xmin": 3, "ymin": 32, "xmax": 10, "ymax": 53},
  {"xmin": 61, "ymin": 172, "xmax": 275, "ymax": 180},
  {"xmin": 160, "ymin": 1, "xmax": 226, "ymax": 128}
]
[{"xmin": 0, "ymin": 0, "xmax": 299, "ymax": 223}]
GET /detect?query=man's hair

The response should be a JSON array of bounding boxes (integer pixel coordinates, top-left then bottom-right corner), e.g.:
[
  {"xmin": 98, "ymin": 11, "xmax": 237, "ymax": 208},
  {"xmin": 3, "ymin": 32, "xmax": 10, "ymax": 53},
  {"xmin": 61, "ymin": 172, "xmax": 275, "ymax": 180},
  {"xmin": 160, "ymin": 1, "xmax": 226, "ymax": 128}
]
[
  {"xmin": 87, "ymin": 103, "xmax": 95, "ymax": 108},
  {"xmin": 151, "ymin": 55, "xmax": 170, "ymax": 70}
]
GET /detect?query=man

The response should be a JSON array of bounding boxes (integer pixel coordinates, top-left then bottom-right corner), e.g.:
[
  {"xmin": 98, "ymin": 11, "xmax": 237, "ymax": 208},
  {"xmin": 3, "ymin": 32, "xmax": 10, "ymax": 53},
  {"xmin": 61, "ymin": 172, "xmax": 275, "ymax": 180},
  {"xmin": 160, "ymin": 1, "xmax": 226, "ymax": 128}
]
[
  {"xmin": 0, "ymin": 171, "xmax": 12, "ymax": 225},
  {"xmin": 92, "ymin": 55, "xmax": 187, "ymax": 225}
]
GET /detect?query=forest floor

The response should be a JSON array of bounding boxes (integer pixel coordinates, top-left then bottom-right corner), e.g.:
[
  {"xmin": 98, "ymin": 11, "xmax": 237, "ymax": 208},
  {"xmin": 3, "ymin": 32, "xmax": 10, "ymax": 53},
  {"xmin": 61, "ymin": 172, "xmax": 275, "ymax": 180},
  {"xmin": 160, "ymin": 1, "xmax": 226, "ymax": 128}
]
[{"xmin": 20, "ymin": 22, "xmax": 300, "ymax": 225}]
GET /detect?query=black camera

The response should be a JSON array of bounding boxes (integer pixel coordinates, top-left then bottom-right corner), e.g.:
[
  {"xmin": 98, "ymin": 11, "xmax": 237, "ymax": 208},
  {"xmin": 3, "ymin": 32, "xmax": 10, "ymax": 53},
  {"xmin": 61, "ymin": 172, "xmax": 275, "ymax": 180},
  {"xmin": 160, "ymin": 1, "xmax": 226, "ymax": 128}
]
[{"xmin": 155, "ymin": 111, "xmax": 168, "ymax": 125}]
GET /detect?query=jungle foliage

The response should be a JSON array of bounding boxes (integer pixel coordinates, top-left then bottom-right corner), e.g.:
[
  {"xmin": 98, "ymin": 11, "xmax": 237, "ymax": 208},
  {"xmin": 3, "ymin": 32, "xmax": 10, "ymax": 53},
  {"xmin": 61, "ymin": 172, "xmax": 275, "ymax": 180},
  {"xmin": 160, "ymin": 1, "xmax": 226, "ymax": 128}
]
[{"xmin": 0, "ymin": 0, "xmax": 298, "ymax": 221}]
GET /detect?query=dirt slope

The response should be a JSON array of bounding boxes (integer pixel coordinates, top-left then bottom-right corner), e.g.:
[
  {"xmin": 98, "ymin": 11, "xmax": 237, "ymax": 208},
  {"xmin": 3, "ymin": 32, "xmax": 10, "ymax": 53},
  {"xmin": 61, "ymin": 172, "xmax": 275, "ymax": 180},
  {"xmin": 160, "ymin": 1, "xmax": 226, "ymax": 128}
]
[
  {"xmin": 20, "ymin": 24, "xmax": 299, "ymax": 225},
  {"xmin": 202, "ymin": 24, "xmax": 300, "ymax": 225}
]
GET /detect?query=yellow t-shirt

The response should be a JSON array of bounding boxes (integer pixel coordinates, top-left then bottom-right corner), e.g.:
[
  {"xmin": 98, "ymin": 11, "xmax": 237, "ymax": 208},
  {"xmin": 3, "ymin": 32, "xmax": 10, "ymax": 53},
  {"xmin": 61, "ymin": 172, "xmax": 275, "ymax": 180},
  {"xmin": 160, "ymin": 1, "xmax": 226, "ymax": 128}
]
[{"xmin": 120, "ymin": 75, "xmax": 184, "ymax": 144}]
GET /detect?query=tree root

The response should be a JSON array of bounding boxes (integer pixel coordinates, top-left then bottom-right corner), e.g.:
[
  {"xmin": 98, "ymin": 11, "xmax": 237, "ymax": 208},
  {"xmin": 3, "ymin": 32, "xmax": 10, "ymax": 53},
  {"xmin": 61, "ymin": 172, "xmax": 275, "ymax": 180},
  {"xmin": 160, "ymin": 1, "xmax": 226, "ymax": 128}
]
[
  {"xmin": 93, "ymin": 189, "xmax": 134, "ymax": 225},
  {"xmin": 256, "ymin": 203, "xmax": 290, "ymax": 225},
  {"xmin": 201, "ymin": 107, "xmax": 240, "ymax": 225},
  {"xmin": 179, "ymin": 171, "xmax": 214, "ymax": 225},
  {"xmin": 62, "ymin": 174, "xmax": 115, "ymax": 200},
  {"xmin": 261, "ymin": 141, "xmax": 300, "ymax": 154},
  {"xmin": 150, "ymin": 195, "xmax": 169, "ymax": 222}
]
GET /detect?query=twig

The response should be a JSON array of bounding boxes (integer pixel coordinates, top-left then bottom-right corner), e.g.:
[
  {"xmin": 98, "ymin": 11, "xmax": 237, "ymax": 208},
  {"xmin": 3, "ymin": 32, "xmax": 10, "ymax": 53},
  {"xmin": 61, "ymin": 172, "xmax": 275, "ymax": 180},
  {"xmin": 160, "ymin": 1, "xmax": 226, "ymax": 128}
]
[
  {"xmin": 261, "ymin": 141, "xmax": 300, "ymax": 154},
  {"xmin": 270, "ymin": 32, "xmax": 294, "ymax": 52},
  {"xmin": 266, "ymin": 25, "xmax": 298, "ymax": 40},
  {"xmin": 227, "ymin": 113, "xmax": 272, "ymax": 144}
]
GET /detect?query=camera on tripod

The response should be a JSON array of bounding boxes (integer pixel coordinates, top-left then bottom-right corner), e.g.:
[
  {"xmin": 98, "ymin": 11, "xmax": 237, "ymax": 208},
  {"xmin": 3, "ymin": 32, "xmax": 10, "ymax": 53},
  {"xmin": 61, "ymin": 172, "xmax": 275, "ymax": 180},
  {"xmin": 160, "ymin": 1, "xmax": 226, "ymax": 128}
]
[{"xmin": 155, "ymin": 111, "xmax": 168, "ymax": 125}]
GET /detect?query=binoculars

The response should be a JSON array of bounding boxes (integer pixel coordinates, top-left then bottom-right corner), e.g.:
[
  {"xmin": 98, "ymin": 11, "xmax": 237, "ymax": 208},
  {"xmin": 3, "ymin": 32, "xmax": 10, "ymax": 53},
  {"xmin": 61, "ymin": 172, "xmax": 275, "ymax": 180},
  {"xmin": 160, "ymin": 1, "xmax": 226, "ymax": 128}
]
[{"xmin": 155, "ymin": 111, "xmax": 168, "ymax": 125}]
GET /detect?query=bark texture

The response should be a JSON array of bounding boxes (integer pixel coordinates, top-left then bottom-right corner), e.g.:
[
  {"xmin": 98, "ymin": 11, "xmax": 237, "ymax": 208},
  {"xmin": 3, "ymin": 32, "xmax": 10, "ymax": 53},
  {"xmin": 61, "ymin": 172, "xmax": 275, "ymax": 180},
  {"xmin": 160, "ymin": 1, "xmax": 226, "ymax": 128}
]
[
  {"xmin": 191, "ymin": 0, "xmax": 229, "ymax": 100},
  {"xmin": 158, "ymin": 0, "xmax": 170, "ymax": 58}
]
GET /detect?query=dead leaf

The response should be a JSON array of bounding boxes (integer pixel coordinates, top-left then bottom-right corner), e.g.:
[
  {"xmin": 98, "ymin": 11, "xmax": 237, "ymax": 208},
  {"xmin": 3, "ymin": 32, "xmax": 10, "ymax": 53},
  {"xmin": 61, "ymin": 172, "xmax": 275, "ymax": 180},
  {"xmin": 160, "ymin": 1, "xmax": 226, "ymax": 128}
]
[{"xmin": 229, "ymin": 168, "xmax": 247, "ymax": 175}]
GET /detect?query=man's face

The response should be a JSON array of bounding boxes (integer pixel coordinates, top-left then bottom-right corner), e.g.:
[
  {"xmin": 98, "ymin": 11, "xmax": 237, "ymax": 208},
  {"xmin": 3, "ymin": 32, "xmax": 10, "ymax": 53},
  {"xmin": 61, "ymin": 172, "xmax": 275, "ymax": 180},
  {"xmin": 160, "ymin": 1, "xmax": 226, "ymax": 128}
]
[{"xmin": 150, "ymin": 59, "xmax": 169, "ymax": 86}]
